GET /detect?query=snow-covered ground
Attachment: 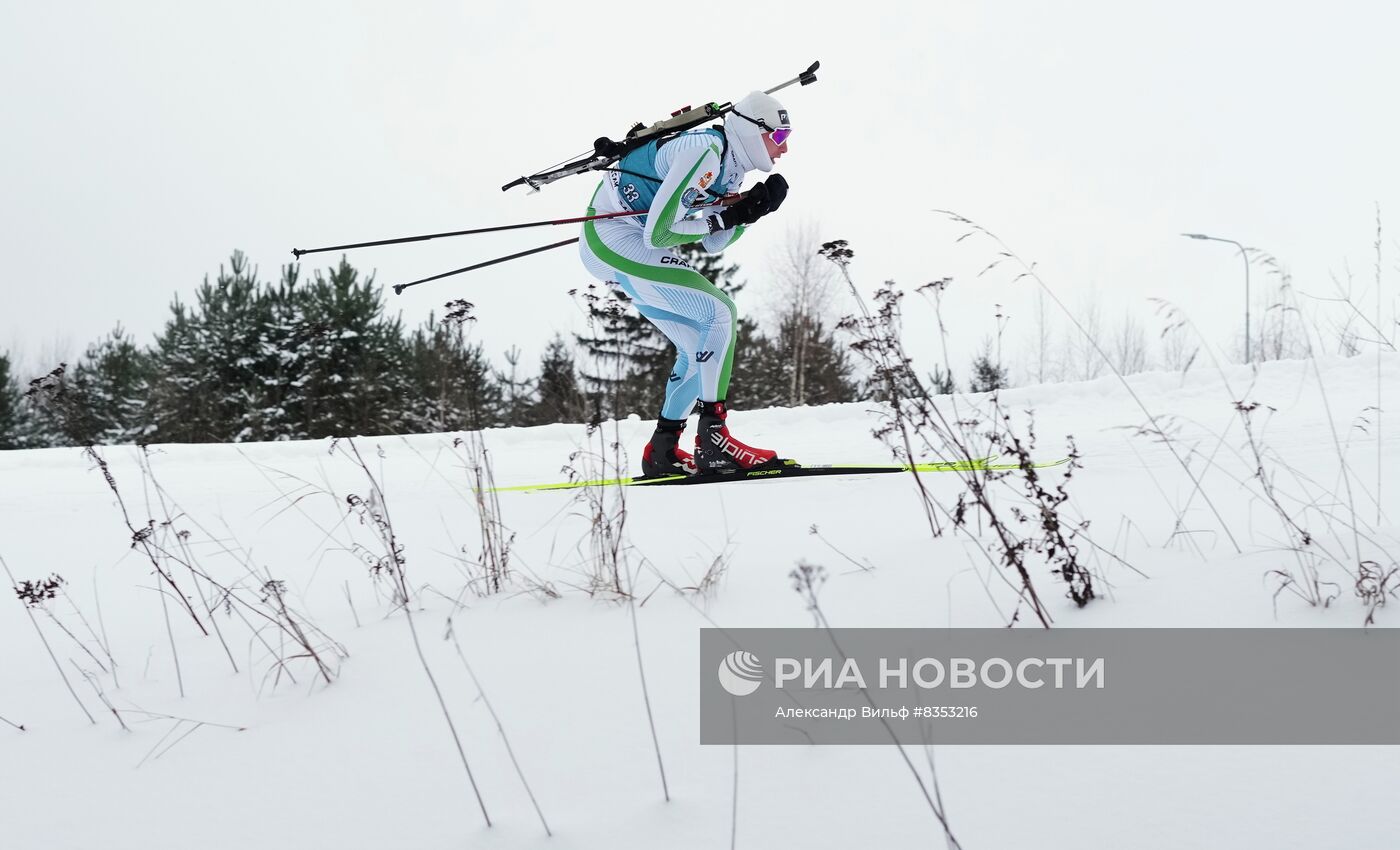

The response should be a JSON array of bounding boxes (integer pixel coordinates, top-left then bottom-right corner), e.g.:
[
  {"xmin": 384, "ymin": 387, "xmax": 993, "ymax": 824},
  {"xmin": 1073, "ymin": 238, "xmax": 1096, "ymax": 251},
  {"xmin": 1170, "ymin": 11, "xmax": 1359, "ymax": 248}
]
[{"xmin": 3, "ymin": 353, "xmax": 1398, "ymax": 850}]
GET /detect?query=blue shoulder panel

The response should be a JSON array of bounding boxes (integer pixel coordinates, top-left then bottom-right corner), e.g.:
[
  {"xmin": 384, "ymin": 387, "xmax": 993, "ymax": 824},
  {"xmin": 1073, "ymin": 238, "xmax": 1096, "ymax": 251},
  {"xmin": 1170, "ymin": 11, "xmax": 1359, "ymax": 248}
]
[{"xmin": 616, "ymin": 129, "xmax": 727, "ymax": 218}]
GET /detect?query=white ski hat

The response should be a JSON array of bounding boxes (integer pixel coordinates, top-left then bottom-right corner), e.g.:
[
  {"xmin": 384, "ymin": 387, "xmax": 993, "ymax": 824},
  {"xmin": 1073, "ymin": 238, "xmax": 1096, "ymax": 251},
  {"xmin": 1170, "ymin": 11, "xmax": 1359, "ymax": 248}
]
[{"xmin": 725, "ymin": 90, "xmax": 790, "ymax": 173}]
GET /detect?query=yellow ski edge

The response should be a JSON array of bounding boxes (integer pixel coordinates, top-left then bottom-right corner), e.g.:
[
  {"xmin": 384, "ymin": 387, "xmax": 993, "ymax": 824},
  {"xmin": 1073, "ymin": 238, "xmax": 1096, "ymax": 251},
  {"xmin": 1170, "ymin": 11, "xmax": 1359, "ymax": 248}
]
[{"xmin": 484, "ymin": 455, "xmax": 1070, "ymax": 493}]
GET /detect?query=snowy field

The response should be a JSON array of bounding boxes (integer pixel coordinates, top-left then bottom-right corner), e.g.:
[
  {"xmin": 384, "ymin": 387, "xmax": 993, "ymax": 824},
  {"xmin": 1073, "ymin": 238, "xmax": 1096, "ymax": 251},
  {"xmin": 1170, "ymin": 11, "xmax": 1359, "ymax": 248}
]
[{"xmin": 3, "ymin": 353, "xmax": 1398, "ymax": 850}]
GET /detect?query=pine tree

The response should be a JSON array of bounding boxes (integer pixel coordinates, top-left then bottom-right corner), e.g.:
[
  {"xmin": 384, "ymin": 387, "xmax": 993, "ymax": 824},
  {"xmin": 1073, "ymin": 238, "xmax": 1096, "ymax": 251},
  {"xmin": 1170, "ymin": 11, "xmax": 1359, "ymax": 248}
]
[
  {"xmin": 21, "ymin": 329, "xmax": 153, "ymax": 446},
  {"xmin": 495, "ymin": 346, "xmax": 536, "ymax": 427},
  {"xmin": 453, "ymin": 339, "xmax": 504, "ymax": 430},
  {"xmin": 969, "ymin": 337, "xmax": 1008, "ymax": 393},
  {"xmin": 929, "ymin": 365, "xmax": 957, "ymax": 395},
  {"xmin": 239, "ymin": 265, "xmax": 304, "ymax": 441},
  {"xmin": 147, "ymin": 252, "xmax": 266, "ymax": 442},
  {"xmin": 0, "ymin": 352, "xmax": 23, "ymax": 450},
  {"xmin": 728, "ymin": 329, "xmax": 782, "ymax": 409},
  {"xmin": 744, "ymin": 312, "xmax": 858, "ymax": 408},
  {"xmin": 404, "ymin": 312, "xmax": 504, "ymax": 433},
  {"xmin": 13, "ymin": 364, "xmax": 67, "ymax": 449},
  {"xmin": 526, "ymin": 334, "xmax": 588, "ymax": 425},
  {"xmin": 147, "ymin": 296, "xmax": 209, "ymax": 442},
  {"xmin": 67, "ymin": 326, "xmax": 153, "ymax": 444},
  {"xmin": 793, "ymin": 314, "xmax": 858, "ymax": 405},
  {"xmin": 290, "ymin": 258, "xmax": 412, "ymax": 438},
  {"xmin": 147, "ymin": 254, "xmax": 415, "ymax": 442}
]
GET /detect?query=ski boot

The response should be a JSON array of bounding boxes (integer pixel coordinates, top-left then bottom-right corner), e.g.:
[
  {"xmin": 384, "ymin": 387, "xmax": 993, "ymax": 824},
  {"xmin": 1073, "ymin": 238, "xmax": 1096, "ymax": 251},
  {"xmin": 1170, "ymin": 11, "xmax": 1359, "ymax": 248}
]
[
  {"xmin": 693, "ymin": 401, "xmax": 783, "ymax": 475},
  {"xmin": 641, "ymin": 417, "xmax": 697, "ymax": 478}
]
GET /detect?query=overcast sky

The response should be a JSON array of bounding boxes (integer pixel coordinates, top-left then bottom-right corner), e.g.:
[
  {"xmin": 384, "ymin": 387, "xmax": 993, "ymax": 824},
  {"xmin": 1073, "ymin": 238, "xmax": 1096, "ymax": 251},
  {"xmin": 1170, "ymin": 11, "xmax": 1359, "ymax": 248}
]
[{"xmin": 3, "ymin": 0, "xmax": 1396, "ymax": 381}]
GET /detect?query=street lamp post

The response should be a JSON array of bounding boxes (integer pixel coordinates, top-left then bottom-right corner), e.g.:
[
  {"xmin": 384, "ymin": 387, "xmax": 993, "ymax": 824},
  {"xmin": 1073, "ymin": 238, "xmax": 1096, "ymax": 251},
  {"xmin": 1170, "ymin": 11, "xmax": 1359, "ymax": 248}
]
[{"xmin": 1182, "ymin": 233, "xmax": 1252, "ymax": 364}]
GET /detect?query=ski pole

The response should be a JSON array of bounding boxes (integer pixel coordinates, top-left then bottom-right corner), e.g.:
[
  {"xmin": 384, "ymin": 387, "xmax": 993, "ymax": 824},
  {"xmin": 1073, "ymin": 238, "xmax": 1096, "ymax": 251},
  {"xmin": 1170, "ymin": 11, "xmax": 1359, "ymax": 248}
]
[
  {"xmin": 292, "ymin": 209, "xmax": 652, "ymax": 260},
  {"xmin": 391, "ymin": 237, "xmax": 580, "ymax": 295},
  {"xmin": 294, "ymin": 196, "xmax": 736, "ymax": 260},
  {"xmin": 389, "ymin": 189, "xmax": 740, "ymax": 293}
]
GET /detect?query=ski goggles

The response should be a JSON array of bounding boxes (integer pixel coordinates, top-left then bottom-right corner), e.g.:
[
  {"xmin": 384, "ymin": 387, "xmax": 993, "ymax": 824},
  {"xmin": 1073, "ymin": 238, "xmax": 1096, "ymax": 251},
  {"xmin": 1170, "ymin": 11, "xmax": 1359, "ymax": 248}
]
[{"xmin": 767, "ymin": 127, "xmax": 792, "ymax": 146}]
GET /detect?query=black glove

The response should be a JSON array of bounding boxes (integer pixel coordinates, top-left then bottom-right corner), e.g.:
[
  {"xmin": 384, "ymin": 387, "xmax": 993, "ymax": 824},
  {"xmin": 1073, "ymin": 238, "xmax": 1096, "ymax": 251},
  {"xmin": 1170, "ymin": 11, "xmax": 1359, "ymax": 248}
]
[
  {"xmin": 718, "ymin": 182, "xmax": 770, "ymax": 229},
  {"xmin": 763, "ymin": 173, "xmax": 789, "ymax": 213},
  {"xmin": 707, "ymin": 176, "xmax": 788, "ymax": 233}
]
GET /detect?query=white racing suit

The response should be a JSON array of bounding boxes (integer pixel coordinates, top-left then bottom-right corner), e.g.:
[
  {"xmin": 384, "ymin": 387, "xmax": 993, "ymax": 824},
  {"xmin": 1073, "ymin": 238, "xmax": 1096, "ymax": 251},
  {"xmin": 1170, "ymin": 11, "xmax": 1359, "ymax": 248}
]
[{"xmin": 578, "ymin": 127, "xmax": 750, "ymax": 420}]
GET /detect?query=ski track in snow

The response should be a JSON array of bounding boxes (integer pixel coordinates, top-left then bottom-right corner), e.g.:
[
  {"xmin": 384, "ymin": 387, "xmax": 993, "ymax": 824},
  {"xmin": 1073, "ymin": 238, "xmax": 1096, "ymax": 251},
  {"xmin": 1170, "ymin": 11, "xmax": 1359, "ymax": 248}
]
[{"xmin": 2, "ymin": 354, "xmax": 1398, "ymax": 849}]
